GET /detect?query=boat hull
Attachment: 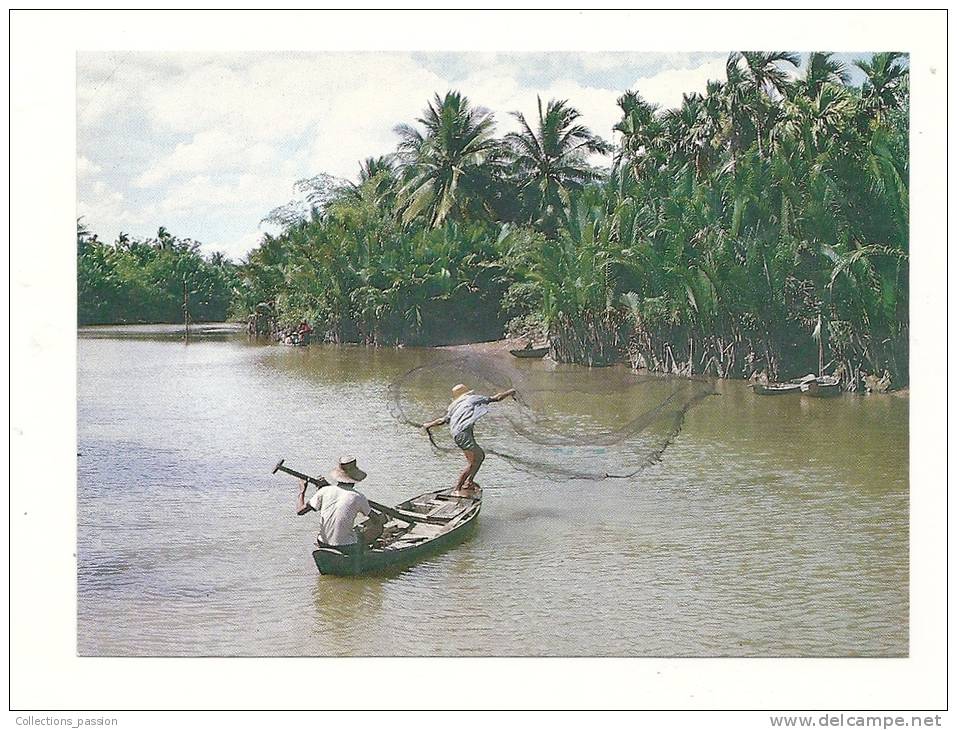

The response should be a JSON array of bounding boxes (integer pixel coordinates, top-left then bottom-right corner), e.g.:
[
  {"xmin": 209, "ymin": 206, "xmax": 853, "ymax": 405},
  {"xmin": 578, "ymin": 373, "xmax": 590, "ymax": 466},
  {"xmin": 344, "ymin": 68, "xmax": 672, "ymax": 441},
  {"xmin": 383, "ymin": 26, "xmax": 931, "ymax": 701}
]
[
  {"xmin": 751, "ymin": 382, "xmax": 803, "ymax": 395},
  {"xmin": 312, "ymin": 487, "xmax": 482, "ymax": 576},
  {"xmin": 509, "ymin": 347, "xmax": 548, "ymax": 359},
  {"xmin": 753, "ymin": 375, "xmax": 843, "ymax": 397},
  {"xmin": 801, "ymin": 377, "xmax": 842, "ymax": 397}
]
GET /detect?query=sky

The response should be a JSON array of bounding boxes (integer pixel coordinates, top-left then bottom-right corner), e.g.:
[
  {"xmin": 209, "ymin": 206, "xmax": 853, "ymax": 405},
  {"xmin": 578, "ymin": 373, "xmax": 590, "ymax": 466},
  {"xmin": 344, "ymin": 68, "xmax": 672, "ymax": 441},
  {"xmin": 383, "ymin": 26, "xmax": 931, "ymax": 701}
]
[{"xmin": 76, "ymin": 51, "xmax": 874, "ymax": 261}]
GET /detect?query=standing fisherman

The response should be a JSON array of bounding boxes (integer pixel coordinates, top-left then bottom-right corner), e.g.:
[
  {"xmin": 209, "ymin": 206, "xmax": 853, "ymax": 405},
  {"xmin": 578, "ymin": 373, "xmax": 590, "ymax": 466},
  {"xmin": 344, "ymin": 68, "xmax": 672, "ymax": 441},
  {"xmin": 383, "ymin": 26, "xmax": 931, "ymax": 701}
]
[{"xmin": 423, "ymin": 384, "xmax": 516, "ymax": 493}]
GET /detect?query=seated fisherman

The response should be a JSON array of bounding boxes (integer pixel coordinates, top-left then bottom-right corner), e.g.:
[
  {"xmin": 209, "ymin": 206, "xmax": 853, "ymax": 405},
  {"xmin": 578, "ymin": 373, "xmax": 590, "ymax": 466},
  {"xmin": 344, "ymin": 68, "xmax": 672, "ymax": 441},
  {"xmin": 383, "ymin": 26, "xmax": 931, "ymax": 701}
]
[{"xmin": 296, "ymin": 455, "xmax": 386, "ymax": 552}]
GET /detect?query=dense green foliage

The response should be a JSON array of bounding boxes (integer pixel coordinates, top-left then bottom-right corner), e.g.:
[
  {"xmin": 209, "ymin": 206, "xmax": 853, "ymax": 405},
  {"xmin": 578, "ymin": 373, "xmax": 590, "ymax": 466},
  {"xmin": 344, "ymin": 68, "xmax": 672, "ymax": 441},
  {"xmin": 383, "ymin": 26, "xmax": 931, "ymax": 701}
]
[
  {"xmin": 90, "ymin": 52, "xmax": 909, "ymax": 389},
  {"xmin": 77, "ymin": 223, "xmax": 237, "ymax": 325}
]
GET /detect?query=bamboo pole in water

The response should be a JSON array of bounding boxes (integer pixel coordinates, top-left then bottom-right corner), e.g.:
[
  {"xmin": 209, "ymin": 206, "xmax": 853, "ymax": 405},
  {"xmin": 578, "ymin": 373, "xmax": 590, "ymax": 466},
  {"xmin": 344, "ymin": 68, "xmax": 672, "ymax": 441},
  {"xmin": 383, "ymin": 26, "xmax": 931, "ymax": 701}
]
[
  {"xmin": 818, "ymin": 314, "xmax": 825, "ymax": 376},
  {"xmin": 183, "ymin": 276, "xmax": 190, "ymax": 342}
]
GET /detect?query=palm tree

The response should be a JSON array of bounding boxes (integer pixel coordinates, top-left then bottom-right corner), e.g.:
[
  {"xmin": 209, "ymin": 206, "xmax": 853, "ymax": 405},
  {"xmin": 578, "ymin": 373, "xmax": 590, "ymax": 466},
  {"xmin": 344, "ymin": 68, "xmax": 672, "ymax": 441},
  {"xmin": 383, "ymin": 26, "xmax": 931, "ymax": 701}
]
[
  {"xmin": 800, "ymin": 52, "xmax": 851, "ymax": 98},
  {"xmin": 719, "ymin": 55, "xmax": 754, "ymax": 160},
  {"xmin": 664, "ymin": 92, "xmax": 717, "ymax": 177},
  {"xmin": 803, "ymin": 82, "xmax": 855, "ymax": 152},
  {"xmin": 613, "ymin": 91, "xmax": 663, "ymax": 171},
  {"xmin": 358, "ymin": 155, "xmax": 395, "ymax": 184},
  {"xmin": 394, "ymin": 90, "xmax": 502, "ymax": 227},
  {"xmin": 726, "ymin": 51, "xmax": 800, "ymax": 156},
  {"xmin": 505, "ymin": 96, "xmax": 610, "ymax": 235},
  {"xmin": 737, "ymin": 51, "xmax": 801, "ymax": 98},
  {"xmin": 223, "ymin": 52, "xmax": 908, "ymax": 386},
  {"xmin": 337, "ymin": 155, "xmax": 399, "ymax": 210},
  {"xmin": 155, "ymin": 226, "xmax": 174, "ymax": 250},
  {"xmin": 856, "ymin": 52, "xmax": 908, "ymax": 120},
  {"xmin": 77, "ymin": 218, "xmax": 98, "ymax": 255}
]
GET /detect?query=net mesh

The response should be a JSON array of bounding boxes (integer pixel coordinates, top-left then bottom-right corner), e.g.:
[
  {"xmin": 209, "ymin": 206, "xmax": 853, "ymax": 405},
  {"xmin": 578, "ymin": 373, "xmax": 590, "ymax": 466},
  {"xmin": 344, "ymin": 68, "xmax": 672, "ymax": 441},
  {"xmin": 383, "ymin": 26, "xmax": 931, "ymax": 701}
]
[{"xmin": 388, "ymin": 352, "xmax": 715, "ymax": 481}]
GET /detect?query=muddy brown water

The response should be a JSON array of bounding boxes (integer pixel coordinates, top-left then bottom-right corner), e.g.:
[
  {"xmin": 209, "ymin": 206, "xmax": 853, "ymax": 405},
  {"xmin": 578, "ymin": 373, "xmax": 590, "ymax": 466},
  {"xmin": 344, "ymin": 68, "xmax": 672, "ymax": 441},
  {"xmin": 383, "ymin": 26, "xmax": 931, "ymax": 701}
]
[{"xmin": 77, "ymin": 326, "xmax": 908, "ymax": 656}]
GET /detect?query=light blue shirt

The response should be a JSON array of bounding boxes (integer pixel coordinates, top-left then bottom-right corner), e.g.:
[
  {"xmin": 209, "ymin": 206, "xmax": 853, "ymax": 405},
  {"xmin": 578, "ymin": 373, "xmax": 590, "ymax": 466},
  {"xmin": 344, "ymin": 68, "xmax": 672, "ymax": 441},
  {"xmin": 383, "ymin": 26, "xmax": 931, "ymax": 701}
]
[{"xmin": 447, "ymin": 394, "xmax": 493, "ymax": 437}]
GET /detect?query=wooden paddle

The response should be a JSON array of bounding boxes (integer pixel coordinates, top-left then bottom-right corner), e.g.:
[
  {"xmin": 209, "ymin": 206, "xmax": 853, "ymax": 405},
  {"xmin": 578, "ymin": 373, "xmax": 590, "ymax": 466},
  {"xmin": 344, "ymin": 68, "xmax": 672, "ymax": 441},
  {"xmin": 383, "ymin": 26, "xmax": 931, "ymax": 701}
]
[{"xmin": 272, "ymin": 459, "xmax": 446, "ymax": 525}]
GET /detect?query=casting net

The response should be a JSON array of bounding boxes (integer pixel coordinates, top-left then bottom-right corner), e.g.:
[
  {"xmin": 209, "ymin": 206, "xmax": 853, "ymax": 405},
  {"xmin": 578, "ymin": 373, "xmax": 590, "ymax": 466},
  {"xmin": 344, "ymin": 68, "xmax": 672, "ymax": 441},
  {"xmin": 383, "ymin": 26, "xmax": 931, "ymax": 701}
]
[{"xmin": 388, "ymin": 351, "xmax": 716, "ymax": 481}]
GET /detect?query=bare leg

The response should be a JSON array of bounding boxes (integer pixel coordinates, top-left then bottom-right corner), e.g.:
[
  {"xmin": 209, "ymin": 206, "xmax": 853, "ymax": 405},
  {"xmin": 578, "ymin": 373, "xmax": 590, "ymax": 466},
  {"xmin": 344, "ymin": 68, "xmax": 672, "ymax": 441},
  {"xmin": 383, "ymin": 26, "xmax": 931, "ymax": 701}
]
[
  {"xmin": 464, "ymin": 446, "xmax": 485, "ymax": 489},
  {"xmin": 455, "ymin": 451, "xmax": 476, "ymax": 489}
]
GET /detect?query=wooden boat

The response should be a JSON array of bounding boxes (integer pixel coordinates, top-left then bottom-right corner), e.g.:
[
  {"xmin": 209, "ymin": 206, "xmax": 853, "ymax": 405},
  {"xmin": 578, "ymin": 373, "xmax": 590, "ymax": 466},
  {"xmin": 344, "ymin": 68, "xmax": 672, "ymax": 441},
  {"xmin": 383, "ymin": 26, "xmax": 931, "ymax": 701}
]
[
  {"xmin": 751, "ymin": 381, "xmax": 803, "ymax": 395},
  {"xmin": 312, "ymin": 486, "xmax": 482, "ymax": 576},
  {"xmin": 801, "ymin": 375, "xmax": 842, "ymax": 397},
  {"xmin": 509, "ymin": 346, "xmax": 549, "ymax": 359},
  {"xmin": 752, "ymin": 373, "xmax": 820, "ymax": 396}
]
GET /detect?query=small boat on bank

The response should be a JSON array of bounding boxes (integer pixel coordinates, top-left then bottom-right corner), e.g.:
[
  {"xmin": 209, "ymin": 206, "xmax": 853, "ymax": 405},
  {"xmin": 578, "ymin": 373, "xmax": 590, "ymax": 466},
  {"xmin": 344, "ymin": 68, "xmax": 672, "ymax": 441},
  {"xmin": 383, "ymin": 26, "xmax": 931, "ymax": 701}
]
[
  {"xmin": 751, "ymin": 381, "xmax": 803, "ymax": 395},
  {"xmin": 312, "ymin": 486, "xmax": 482, "ymax": 576},
  {"xmin": 509, "ymin": 346, "xmax": 549, "ymax": 359},
  {"xmin": 752, "ymin": 373, "xmax": 826, "ymax": 396},
  {"xmin": 801, "ymin": 375, "xmax": 842, "ymax": 397}
]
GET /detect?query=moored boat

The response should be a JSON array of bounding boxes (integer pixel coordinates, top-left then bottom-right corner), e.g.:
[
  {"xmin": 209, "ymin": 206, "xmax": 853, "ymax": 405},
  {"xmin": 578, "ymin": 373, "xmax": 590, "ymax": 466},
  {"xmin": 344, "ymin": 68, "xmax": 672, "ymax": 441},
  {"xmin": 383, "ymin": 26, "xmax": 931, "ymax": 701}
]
[
  {"xmin": 752, "ymin": 373, "xmax": 821, "ymax": 396},
  {"xmin": 751, "ymin": 381, "xmax": 803, "ymax": 395},
  {"xmin": 312, "ymin": 486, "xmax": 482, "ymax": 576},
  {"xmin": 509, "ymin": 346, "xmax": 549, "ymax": 359},
  {"xmin": 800, "ymin": 375, "xmax": 842, "ymax": 397}
]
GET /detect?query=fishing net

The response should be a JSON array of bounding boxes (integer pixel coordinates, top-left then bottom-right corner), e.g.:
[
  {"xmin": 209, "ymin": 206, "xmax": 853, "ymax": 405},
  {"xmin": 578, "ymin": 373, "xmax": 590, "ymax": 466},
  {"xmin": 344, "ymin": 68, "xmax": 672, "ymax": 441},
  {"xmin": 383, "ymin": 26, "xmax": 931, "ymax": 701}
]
[{"xmin": 388, "ymin": 351, "xmax": 716, "ymax": 481}]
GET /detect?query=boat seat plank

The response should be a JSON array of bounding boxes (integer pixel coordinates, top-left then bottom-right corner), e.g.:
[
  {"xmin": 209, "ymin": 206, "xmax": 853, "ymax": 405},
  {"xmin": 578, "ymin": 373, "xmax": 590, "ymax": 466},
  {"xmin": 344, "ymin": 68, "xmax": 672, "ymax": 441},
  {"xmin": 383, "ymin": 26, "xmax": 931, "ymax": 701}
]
[{"xmin": 426, "ymin": 501, "xmax": 464, "ymax": 516}]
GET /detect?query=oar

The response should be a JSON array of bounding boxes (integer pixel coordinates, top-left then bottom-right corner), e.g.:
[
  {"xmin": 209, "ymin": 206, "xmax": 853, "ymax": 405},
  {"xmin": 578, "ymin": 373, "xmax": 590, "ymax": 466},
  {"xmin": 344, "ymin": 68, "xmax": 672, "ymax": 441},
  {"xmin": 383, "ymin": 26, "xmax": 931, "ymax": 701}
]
[{"xmin": 272, "ymin": 459, "xmax": 446, "ymax": 525}]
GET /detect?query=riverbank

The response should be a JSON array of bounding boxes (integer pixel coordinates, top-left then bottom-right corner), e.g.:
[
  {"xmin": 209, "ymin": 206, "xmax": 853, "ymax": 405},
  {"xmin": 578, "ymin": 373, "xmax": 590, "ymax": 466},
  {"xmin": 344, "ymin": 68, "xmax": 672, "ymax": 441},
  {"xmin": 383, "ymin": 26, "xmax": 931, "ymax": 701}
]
[
  {"xmin": 78, "ymin": 323, "xmax": 906, "ymax": 395},
  {"xmin": 440, "ymin": 335, "xmax": 534, "ymax": 356},
  {"xmin": 78, "ymin": 322, "xmax": 246, "ymax": 339},
  {"xmin": 439, "ymin": 336, "xmax": 907, "ymax": 395}
]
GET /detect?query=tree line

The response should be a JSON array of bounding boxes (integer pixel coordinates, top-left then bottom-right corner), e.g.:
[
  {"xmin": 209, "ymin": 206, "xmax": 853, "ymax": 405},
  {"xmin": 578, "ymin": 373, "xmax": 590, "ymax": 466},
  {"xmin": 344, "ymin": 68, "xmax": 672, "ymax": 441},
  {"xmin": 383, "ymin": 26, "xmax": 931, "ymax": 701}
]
[
  {"xmin": 80, "ymin": 52, "xmax": 909, "ymax": 390},
  {"xmin": 77, "ymin": 222, "xmax": 237, "ymax": 325}
]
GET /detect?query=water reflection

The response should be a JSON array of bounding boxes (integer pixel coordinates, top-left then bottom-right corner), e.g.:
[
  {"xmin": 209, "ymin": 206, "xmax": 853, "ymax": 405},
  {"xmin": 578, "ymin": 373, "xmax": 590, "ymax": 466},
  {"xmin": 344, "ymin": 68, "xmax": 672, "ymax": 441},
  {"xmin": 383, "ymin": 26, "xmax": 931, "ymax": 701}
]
[{"xmin": 310, "ymin": 575, "xmax": 387, "ymax": 648}]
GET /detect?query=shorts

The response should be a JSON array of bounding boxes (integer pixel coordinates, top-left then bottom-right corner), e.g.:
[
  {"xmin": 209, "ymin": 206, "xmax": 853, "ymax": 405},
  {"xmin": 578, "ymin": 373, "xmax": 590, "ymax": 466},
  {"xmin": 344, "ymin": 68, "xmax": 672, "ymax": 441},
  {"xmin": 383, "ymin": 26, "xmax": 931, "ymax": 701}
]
[{"xmin": 453, "ymin": 426, "xmax": 480, "ymax": 451}]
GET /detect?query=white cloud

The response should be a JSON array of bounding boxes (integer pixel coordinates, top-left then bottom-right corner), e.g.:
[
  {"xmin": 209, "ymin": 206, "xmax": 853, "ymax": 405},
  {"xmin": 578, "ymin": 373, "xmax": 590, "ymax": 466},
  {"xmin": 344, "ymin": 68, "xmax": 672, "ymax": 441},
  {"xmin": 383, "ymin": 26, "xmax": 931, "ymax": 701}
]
[
  {"xmin": 630, "ymin": 57, "xmax": 727, "ymax": 110},
  {"xmin": 77, "ymin": 52, "xmax": 737, "ymax": 258},
  {"xmin": 76, "ymin": 155, "xmax": 101, "ymax": 179},
  {"xmin": 77, "ymin": 181, "xmax": 145, "ymax": 234},
  {"xmin": 133, "ymin": 130, "xmax": 277, "ymax": 188},
  {"xmin": 158, "ymin": 173, "xmax": 294, "ymax": 217},
  {"xmin": 86, "ymin": 53, "xmax": 453, "ymax": 187},
  {"xmin": 447, "ymin": 68, "xmax": 620, "ymax": 146},
  {"xmin": 212, "ymin": 229, "xmax": 268, "ymax": 263}
]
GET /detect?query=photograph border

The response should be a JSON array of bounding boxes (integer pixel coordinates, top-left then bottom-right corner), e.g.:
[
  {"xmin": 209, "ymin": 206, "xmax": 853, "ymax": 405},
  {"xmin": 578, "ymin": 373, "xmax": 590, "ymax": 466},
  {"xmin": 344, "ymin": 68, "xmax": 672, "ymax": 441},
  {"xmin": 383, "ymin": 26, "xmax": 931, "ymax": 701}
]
[{"xmin": 7, "ymin": 6, "xmax": 948, "ymax": 714}]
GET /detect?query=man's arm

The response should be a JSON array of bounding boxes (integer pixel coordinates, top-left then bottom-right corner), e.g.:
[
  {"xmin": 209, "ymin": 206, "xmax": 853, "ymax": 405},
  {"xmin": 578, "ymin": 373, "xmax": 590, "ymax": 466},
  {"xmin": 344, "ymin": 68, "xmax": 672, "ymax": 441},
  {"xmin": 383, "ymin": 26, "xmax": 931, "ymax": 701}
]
[
  {"xmin": 422, "ymin": 415, "xmax": 449, "ymax": 430},
  {"xmin": 489, "ymin": 388, "xmax": 517, "ymax": 403},
  {"xmin": 357, "ymin": 495, "xmax": 385, "ymax": 525},
  {"xmin": 357, "ymin": 509, "xmax": 388, "ymax": 546},
  {"xmin": 355, "ymin": 495, "xmax": 387, "ymax": 544},
  {"xmin": 296, "ymin": 479, "xmax": 315, "ymax": 516}
]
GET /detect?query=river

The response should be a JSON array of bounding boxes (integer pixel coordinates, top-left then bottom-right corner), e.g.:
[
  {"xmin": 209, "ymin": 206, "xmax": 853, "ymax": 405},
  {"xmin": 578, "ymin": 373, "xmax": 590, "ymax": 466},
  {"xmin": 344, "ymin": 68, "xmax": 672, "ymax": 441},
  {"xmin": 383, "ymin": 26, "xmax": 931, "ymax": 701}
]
[{"xmin": 77, "ymin": 325, "xmax": 908, "ymax": 656}]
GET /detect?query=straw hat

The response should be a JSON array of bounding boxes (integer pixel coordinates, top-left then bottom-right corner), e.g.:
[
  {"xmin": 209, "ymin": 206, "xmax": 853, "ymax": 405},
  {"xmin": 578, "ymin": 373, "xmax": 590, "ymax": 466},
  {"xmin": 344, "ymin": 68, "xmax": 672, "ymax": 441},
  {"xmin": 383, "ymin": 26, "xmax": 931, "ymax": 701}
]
[
  {"xmin": 451, "ymin": 383, "xmax": 473, "ymax": 400},
  {"xmin": 328, "ymin": 455, "xmax": 367, "ymax": 484}
]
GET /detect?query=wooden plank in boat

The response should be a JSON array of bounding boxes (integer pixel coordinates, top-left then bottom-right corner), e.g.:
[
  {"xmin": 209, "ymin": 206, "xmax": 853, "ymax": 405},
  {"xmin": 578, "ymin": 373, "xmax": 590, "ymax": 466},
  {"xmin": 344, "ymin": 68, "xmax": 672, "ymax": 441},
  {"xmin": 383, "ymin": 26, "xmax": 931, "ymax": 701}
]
[{"xmin": 426, "ymin": 502, "xmax": 467, "ymax": 519}]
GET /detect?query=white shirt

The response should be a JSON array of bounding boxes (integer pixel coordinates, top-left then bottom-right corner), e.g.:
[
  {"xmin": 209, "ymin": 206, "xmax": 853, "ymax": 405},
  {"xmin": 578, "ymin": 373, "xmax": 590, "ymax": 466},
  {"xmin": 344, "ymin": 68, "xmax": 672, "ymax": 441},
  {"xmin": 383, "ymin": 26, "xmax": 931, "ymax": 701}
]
[
  {"xmin": 447, "ymin": 393, "xmax": 493, "ymax": 437},
  {"xmin": 307, "ymin": 484, "xmax": 372, "ymax": 546}
]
